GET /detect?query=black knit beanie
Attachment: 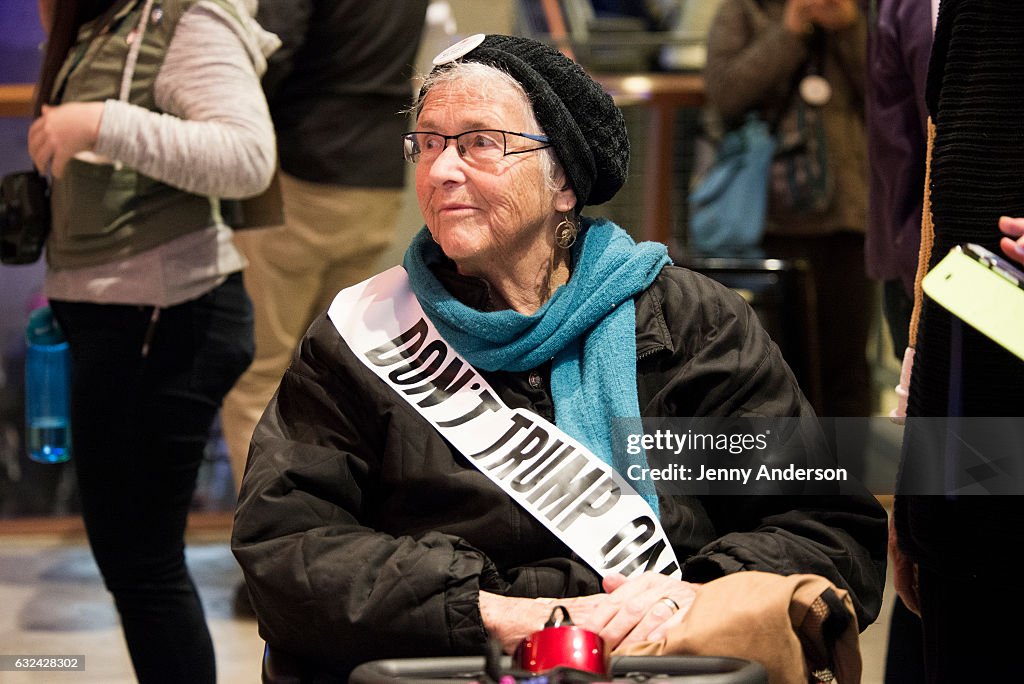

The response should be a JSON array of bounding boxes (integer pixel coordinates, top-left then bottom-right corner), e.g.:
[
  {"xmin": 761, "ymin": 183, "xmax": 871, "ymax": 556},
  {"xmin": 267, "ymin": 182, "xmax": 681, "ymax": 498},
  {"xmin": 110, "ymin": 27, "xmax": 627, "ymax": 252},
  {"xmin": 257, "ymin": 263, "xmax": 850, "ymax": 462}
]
[{"xmin": 423, "ymin": 34, "xmax": 629, "ymax": 210}]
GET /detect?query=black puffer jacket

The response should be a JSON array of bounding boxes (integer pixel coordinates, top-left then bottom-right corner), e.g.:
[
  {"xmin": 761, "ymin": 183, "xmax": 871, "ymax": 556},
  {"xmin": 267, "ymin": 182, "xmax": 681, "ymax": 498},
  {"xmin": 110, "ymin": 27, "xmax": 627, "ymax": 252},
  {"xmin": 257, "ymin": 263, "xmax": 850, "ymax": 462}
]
[{"xmin": 232, "ymin": 265, "xmax": 886, "ymax": 677}]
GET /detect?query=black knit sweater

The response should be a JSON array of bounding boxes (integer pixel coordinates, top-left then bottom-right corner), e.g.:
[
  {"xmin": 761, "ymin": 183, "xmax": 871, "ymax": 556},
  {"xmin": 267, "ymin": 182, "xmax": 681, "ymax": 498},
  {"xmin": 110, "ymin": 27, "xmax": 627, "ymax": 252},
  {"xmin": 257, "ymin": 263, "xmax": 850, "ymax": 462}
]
[{"xmin": 897, "ymin": 0, "xmax": 1024, "ymax": 576}]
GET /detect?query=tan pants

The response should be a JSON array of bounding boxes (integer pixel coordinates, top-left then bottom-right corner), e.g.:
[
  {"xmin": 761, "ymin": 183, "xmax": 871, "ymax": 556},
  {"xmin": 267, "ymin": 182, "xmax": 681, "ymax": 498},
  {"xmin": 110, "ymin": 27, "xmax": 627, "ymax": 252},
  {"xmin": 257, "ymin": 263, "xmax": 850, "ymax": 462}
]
[{"xmin": 221, "ymin": 172, "xmax": 400, "ymax": 487}]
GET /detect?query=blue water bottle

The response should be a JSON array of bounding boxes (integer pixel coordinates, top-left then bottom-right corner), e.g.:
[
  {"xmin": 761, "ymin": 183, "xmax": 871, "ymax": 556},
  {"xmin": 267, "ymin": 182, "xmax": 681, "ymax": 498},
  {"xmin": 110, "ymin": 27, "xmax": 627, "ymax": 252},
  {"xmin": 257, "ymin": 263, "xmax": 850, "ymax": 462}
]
[{"xmin": 25, "ymin": 306, "xmax": 72, "ymax": 464}]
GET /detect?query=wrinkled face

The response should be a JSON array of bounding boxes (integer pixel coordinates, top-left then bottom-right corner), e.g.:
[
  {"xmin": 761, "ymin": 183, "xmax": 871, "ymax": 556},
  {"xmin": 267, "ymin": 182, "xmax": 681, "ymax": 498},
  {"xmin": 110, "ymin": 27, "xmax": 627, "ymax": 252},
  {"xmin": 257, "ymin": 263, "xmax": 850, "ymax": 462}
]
[{"xmin": 414, "ymin": 79, "xmax": 574, "ymax": 277}]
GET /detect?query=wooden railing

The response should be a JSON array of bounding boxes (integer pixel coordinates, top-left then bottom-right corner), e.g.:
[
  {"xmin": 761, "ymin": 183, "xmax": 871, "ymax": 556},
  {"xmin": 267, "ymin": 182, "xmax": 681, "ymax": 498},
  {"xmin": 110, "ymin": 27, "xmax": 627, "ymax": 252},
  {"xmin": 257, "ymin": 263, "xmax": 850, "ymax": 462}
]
[
  {"xmin": 595, "ymin": 73, "xmax": 705, "ymax": 246},
  {"xmin": 0, "ymin": 83, "xmax": 34, "ymax": 117}
]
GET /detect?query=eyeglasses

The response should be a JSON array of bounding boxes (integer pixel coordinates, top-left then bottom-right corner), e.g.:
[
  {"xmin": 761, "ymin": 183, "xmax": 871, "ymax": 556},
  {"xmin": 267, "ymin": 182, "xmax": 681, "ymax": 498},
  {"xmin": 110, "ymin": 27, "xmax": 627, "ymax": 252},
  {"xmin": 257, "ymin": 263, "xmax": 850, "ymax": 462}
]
[{"xmin": 402, "ymin": 129, "xmax": 551, "ymax": 165}]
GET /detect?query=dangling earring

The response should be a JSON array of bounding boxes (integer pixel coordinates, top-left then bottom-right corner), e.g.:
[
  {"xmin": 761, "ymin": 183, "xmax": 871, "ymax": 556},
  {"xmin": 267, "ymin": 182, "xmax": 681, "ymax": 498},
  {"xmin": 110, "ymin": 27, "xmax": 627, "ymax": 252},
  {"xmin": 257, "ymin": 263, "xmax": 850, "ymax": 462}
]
[{"xmin": 555, "ymin": 214, "xmax": 578, "ymax": 249}]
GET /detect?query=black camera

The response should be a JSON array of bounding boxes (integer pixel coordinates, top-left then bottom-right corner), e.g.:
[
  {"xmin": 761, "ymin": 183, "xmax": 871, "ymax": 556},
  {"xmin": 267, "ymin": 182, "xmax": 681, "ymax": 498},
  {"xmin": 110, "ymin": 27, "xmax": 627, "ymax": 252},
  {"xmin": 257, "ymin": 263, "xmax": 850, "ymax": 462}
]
[{"xmin": 1, "ymin": 170, "xmax": 51, "ymax": 265}]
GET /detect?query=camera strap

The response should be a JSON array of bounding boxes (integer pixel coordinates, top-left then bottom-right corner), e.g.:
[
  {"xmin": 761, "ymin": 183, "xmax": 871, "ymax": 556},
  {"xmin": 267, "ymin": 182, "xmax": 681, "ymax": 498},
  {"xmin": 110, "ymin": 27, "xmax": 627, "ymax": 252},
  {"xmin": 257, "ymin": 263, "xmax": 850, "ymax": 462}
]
[
  {"xmin": 53, "ymin": 0, "xmax": 153, "ymax": 107},
  {"xmin": 120, "ymin": 0, "xmax": 156, "ymax": 100},
  {"xmin": 328, "ymin": 266, "xmax": 682, "ymax": 580}
]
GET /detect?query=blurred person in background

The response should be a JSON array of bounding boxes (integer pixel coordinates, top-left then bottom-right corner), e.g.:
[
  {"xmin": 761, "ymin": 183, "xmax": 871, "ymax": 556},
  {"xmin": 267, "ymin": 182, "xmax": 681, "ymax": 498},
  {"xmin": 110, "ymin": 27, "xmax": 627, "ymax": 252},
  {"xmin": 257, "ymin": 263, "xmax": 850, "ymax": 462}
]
[
  {"xmin": 219, "ymin": 0, "xmax": 429, "ymax": 555},
  {"xmin": 27, "ymin": 0, "xmax": 277, "ymax": 680},
  {"xmin": 863, "ymin": 0, "xmax": 932, "ymax": 680},
  {"xmin": 703, "ymin": 0, "xmax": 872, "ymax": 425}
]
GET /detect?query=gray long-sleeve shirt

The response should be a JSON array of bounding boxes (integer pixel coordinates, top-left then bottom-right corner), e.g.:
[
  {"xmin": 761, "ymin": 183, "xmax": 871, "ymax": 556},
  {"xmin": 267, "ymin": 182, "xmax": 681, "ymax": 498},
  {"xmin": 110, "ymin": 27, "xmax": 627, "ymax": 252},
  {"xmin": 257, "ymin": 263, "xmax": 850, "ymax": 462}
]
[{"xmin": 45, "ymin": 0, "xmax": 278, "ymax": 307}]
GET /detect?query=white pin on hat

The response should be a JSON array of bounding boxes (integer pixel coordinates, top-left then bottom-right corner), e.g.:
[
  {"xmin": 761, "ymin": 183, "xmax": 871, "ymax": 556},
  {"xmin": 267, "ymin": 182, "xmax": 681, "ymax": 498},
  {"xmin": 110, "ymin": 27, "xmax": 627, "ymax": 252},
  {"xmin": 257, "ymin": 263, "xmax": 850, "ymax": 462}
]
[{"xmin": 432, "ymin": 33, "xmax": 486, "ymax": 66}]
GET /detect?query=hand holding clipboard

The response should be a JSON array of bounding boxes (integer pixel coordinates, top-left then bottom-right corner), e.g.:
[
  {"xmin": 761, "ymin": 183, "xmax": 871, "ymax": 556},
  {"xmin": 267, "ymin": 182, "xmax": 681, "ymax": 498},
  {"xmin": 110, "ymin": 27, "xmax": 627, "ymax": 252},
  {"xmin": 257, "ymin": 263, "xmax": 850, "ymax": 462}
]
[
  {"xmin": 922, "ymin": 241, "xmax": 1024, "ymax": 362},
  {"xmin": 999, "ymin": 216, "xmax": 1024, "ymax": 265}
]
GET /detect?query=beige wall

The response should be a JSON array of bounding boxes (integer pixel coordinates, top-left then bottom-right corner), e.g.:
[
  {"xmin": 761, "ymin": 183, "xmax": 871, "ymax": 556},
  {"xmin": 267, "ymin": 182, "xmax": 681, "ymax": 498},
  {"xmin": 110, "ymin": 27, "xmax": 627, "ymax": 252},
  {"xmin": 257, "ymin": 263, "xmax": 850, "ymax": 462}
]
[
  {"xmin": 383, "ymin": 0, "xmax": 516, "ymax": 269},
  {"xmin": 448, "ymin": 0, "xmax": 515, "ymax": 35}
]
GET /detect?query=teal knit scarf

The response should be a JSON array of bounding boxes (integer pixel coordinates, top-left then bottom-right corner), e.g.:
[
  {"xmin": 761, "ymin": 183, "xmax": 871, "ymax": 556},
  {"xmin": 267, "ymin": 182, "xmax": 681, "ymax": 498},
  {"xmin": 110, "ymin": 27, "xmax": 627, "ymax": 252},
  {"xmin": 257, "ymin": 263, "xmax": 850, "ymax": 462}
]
[{"xmin": 403, "ymin": 217, "xmax": 671, "ymax": 514}]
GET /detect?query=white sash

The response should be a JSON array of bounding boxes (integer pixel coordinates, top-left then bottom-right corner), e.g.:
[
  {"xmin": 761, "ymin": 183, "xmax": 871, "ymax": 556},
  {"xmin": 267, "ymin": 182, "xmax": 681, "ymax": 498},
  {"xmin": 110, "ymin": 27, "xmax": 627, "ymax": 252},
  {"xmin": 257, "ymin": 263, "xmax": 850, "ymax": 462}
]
[{"xmin": 328, "ymin": 266, "xmax": 681, "ymax": 579}]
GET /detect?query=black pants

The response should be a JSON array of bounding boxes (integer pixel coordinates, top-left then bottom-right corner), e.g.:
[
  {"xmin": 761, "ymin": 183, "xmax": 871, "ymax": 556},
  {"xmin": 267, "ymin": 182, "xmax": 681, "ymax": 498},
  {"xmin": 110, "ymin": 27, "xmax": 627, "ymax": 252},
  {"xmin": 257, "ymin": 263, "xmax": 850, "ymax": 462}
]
[
  {"xmin": 763, "ymin": 231, "xmax": 874, "ymax": 417},
  {"xmin": 881, "ymin": 279, "xmax": 926, "ymax": 683},
  {"xmin": 882, "ymin": 279, "xmax": 913, "ymax": 361},
  {"xmin": 51, "ymin": 273, "xmax": 253, "ymax": 684},
  {"xmin": 918, "ymin": 562, "xmax": 1019, "ymax": 682},
  {"xmin": 884, "ymin": 596, "xmax": 926, "ymax": 683}
]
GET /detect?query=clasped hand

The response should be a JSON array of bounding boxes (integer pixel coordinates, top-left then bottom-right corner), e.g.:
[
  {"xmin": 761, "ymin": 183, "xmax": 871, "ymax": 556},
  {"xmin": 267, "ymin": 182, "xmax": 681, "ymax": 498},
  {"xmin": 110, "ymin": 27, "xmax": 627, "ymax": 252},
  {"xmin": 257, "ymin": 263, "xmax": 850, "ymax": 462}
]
[
  {"xmin": 481, "ymin": 572, "xmax": 699, "ymax": 655},
  {"xmin": 28, "ymin": 102, "xmax": 105, "ymax": 178},
  {"xmin": 783, "ymin": 0, "xmax": 858, "ymax": 33}
]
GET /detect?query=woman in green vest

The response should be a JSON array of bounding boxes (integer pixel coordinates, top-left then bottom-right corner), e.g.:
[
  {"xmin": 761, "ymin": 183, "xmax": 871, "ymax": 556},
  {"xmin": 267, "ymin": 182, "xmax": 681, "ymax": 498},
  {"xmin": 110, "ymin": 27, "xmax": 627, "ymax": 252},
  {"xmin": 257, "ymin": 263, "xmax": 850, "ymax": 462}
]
[{"xmin": 27, "ymin": 0, "xmax": 278, "ymax": 681}]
